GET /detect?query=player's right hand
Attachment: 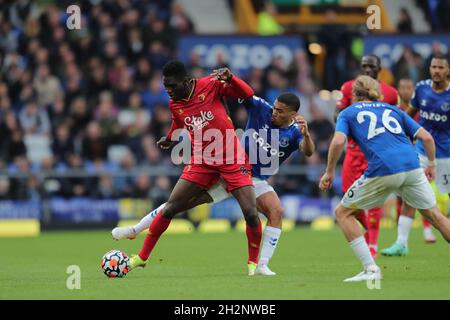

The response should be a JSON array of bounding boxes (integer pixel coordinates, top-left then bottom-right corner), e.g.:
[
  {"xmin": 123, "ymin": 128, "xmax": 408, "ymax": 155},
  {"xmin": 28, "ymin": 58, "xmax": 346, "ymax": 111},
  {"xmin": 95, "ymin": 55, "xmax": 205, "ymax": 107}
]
[
  {"xmin": 157, "ymin": 136, "xmax": 174, "ymax": 150},
  {"xmin": 424, "ymin": 166, "xmax": 436, "ymax": 182},
  {"xmin": 319, "ymin": 172, "xmax": 334, "ymax": 191}
]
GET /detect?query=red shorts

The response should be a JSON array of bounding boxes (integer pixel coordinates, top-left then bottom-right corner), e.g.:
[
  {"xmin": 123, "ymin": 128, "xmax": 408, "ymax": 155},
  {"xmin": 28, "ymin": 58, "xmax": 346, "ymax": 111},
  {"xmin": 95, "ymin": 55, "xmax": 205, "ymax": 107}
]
[
  {"xmin": 180, "ymin": 163, "xmax": 253, "ymax": 192},
  {"xmin": 341, "ymin": 152, "xmax": 368, "ymax": 193}
]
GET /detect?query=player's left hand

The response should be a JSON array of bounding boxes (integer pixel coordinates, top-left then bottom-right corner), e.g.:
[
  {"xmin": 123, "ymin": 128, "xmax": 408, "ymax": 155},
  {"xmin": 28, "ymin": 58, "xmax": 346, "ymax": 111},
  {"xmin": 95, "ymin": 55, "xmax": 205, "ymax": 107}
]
[
  {"xmin": 319, "ymin": 172, "xmax": 334, "ymax": 191},
  {"xmin": 211, "ymin": 68, "xmax": 233, "ymax": 82},
  {"xmin": 295, "ymin": 115, "xmax": 309, "ymax": 136}
]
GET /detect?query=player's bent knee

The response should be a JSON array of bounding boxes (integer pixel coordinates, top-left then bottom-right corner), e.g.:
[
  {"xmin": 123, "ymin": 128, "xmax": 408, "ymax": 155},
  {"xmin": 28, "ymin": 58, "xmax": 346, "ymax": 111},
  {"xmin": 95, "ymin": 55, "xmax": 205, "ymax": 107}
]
[{"xmin": 267, "ymin": 207, "xmax": 283, "ymax": 227}]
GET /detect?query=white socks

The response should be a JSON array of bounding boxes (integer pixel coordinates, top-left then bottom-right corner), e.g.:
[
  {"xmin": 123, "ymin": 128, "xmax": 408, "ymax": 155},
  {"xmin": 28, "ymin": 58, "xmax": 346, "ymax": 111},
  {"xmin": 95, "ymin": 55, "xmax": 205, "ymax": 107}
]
[
  {"xmin": 349, "ymin": 236, "xmax": 376, "ymax": 268},
  {"xmin": 133, "ymin": 203, "xmax": 166, "ymax": 233},
  {"xmin": 259, "ymin": 226, "xmax": 282, "ymax": 266},
  {"xmin": 396, "ymin": 215, "xmax": 413, "ymax": 246}
]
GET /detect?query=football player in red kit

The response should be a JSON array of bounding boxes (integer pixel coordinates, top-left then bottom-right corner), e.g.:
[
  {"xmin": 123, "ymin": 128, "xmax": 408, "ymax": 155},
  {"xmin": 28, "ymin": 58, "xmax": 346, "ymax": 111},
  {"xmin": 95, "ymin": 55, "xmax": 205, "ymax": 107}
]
[
  {"xmin": 336, "ymin": 54, "xmax": 398, "ymax": 258},
  {"xmin": 128, "ymin": 61, "xmax": 262, "ymax": 275}
]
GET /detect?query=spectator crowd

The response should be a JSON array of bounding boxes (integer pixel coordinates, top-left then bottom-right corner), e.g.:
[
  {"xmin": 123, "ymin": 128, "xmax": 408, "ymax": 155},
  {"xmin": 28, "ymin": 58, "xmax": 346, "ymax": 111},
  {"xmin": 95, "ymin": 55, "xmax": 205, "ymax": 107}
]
[{"xmin": 0, "ymin": 0, "xmax": 447, "ymax": 202}]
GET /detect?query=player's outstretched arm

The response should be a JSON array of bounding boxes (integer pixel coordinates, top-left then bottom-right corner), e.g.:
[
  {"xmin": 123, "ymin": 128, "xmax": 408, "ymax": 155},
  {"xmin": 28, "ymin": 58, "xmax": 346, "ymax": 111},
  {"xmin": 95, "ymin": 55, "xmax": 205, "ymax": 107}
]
[
  {"xmin": 416, "ymin": 128, "xmax": 437, "ymax": 181},
  {"xmin": 212, "ymin": 68, "xmax": 254, "ymax": 99},
  {"xmin": 319, "ymin": 132, "xmax": 346, "ymax": 191},
  {"xmin": 295, "ymin": 115, "xmax": 315, "ymax": 157}
]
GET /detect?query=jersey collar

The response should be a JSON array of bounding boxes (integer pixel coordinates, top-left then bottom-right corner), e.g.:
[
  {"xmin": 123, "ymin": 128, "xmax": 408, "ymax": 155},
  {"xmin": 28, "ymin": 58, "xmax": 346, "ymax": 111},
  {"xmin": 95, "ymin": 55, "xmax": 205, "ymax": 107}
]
[{"xmin": 181, "ymin": 79, "xmax": 197, "ymax": 102}]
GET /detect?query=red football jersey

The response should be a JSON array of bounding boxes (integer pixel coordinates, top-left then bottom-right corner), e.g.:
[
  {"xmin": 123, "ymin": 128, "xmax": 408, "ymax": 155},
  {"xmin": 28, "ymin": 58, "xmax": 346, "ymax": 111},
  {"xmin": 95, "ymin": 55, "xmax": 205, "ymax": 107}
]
[
  {"xmin": 166, "ymin": 75, "xmax": 254, "ymax": 166},
  {"xmin": 336, "ymin": 79, "xmax": 399, "ymax": 155}
]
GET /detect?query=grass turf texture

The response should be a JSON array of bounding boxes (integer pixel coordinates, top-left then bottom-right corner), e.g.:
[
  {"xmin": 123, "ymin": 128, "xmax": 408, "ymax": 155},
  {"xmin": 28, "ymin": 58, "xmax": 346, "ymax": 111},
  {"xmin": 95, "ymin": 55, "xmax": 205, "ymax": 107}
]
[{"xmin": 1, "ymin": 227, "xmax": 449, "ymax": 299}]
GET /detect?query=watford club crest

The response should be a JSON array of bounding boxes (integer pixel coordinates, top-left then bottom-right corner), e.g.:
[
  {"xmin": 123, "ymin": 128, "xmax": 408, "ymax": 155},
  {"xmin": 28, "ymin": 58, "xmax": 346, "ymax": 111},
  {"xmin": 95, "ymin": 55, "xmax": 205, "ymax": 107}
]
[{"xmin": 198, "ymin": 93, "xmax": 205, "ymax": 102}]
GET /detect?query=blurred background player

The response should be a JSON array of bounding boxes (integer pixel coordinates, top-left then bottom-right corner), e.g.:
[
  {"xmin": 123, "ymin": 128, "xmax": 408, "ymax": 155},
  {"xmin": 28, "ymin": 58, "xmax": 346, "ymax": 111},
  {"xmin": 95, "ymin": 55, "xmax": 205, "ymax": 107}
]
[
  {"xmin": 382, "ymin": 54, "xmax": 450, "ymax": 256},
  {"xmin": 336, "ymin": 54, "xmax": 398, "ymax": 258},
  {"xmin": 320, "ymin": 75, "xmax": 450, "ymax": 282},
  {"xmin": 113, "ymin": 92, "xmax": 315, "ymax": 275},
  {"xmin": 397, "ymin": 77, "xmax": 439, "ymax": 243},
  {"xmin": 127, "ymin": 61, "xmax": 262, "ymax": 274}
]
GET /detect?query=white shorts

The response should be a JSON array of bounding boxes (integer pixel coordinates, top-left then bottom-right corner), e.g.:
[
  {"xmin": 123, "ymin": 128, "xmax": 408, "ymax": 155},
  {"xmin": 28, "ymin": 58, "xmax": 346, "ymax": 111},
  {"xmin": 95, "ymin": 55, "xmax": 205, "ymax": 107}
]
[
  {"xmin": 341, "ymin": 168, "xmax": 436, "ymax": 210},
  {"xmin": 419, "ymin": 154, "xmax": 450, "ymax": 193},
  {"xmin": 207, "ymin": 177, "xmax": 275, "ymax": 203}
]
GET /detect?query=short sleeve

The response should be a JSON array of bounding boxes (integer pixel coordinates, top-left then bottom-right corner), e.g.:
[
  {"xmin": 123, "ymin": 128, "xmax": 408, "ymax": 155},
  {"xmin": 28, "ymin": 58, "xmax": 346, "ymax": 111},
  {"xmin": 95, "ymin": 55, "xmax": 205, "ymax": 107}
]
[
  {"xmin": 335, "ymin": 112, "xmax": 349, "ymax": 136},
  {"xmin": 402, "ymin": 110, "xmax": 422, "ymax": 138},
  {"xmin": 241, "ymin": 96, "xmax": 273, "ymax": 112}
]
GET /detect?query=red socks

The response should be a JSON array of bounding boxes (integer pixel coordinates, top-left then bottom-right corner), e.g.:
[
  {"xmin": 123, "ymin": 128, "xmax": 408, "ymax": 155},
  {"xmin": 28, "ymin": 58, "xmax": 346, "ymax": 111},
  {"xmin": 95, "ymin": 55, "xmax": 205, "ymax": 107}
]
[
  {"xmin": 367, "ymin": 207, "xmax": 382, "ymax": 248},
  {"xmin": 246, "ymin": 222, "xmax": 262, "ymax": 264},
  {"xmin": 422, "ymin": 216, "xmax": 431, "ymax": 228},
  {"xmin": 138, "ymin": 213, "xmax": 171, "ymax": 261}
]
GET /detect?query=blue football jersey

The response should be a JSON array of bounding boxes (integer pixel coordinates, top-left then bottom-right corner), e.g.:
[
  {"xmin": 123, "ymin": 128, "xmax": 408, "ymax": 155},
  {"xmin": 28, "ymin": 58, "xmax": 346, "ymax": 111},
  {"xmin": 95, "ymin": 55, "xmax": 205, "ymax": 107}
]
[
  {"xmin": 336, "ymin": 101, "xmax": 421, "ymax": 178},
  {"xmin": 411, "ymin": 79, "xmax": 450, "ymax": 158},
  {"xmin": 240, "ymin": 96, "xmax": 303, "ymax": 180}
]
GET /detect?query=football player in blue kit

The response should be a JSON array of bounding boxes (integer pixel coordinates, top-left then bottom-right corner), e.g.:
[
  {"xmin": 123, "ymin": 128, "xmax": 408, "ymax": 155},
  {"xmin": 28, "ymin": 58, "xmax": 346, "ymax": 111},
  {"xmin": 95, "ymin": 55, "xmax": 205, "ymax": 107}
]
[
  {"xmin": 112, "ymin": 93, "xmax": 315, "ymax": 276},
  {"xmin": 382, "ymin": 54, "xmax": 450, "ymax": 256},
  {"xmin": 319, "ymin": 75, "xmax": 450, "ymax": 282}
]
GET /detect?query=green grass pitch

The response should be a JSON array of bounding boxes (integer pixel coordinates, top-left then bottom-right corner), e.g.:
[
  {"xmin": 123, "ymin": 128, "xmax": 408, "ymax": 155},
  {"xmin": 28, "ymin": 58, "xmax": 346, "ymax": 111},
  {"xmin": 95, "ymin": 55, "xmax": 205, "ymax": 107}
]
[{"xmin": 1, "ymin": 227, "xmax": 449, "ymax": 299}]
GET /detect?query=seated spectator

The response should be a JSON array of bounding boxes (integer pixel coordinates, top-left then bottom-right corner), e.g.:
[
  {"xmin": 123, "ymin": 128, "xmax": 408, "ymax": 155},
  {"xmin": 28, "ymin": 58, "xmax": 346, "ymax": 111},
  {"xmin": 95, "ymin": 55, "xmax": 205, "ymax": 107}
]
[
  {"xmin": 397, "ymin": 8, "xmax": 413, "ymax": 33},
  {"xmin": 82, "ymin": 121, "xmax": 108, "ymax": 161},
  {"xmin": 19, "ymin": 100, "xmax": 51, "ymax": 135},
  {"xmin": 52, "ymin": 124, "xmax": 75, "ymax": 165},
  {"xmin": 141, "ymin": 73, "xmax": 169, "ymax": 111}
]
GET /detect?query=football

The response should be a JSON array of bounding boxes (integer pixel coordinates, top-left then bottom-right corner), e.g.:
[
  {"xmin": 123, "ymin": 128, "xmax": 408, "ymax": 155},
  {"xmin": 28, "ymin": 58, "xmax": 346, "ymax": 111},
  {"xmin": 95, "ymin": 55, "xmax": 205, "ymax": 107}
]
[{"xmin": 101, "ymin": 250, "xmax": 130, "ymax": 278}]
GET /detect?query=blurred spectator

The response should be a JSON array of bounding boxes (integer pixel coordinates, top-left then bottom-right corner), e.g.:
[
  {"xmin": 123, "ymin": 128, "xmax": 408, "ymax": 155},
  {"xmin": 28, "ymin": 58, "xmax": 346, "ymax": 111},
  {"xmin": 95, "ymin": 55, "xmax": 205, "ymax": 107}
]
[
  {"xmin": 396, "ymin": 8, "xmax": 413, "ymax": 33},
  {"xmin": 257, "ymin": 2, "xmax": 283, "ymax": 36},
  {"xmin": 0, "ymin": 177, "xmax": 12, "ymax": 200},
  {"xmin": 169, "ymin": 0, "xmax": 195, "ymax": 34},
  {"xmin": 308, "ymin": 107, "xmax": 334, "ymax": 161},
  {"xmin": 82, "ymin": 121, "xmax": 107, "ymax": 161},
  {"xmin": 397, "ymin": 78, "xmax": 416, "ymax": 115},
  {"xmin": 141, "ymin": 73, "xmax": 169, "ymax": 111},
  {"xmin": 95, "ymin": 91, "xmax": 120, "ymax": 142},
  {"xmin": 149, "ymin": 176, "xmax": 171, "ymax": 207},
  {"xmin": 52, "ymin": 124, "xmax": 75, "ymax": 164},
  {"xmin": 393, "ymin": 47, "xmax": 423, "ymax": 85},
  {"xmin": 19, "ymin": 100, "xmax": 51, "ymax": 135},
  {"xmin": 133, "ymin": 174, "xmax": 151, "ymax": 199},
  {"xmin": 33, "ymin": 64, "xmax": 63, "ymax": 108},
  {"xmin": 93, "ymin": 175, "xmax": 120, "ymax": 199},
  {"xmin": 318, "ymin": 9, "xmax": 351, "ymax": 90},
  {"xmin": 418, "ymin": 0, "xmax": 450, "ymax": 32}
]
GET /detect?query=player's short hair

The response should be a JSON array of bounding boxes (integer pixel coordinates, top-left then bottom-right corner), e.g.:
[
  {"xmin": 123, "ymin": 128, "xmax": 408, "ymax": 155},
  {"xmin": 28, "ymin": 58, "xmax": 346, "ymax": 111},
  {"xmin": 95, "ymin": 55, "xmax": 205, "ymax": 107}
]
[
  {"xmin": 363, "ymin": 54, "xmax": 381, "ymax": 67},
  {"xmin": 162, "ymin": 60, "xmax": 188, "ymax": 80},
  {"xmin": 431, "ymin": 53, "xmax": 449, "ymax": 66},
  {"xmin": 353, "ymin": 75, "xmax": 380, "ymax": 101},
  {"xmin": 277, "ymin": 93, "xmax": 300, "ymax": 112}
]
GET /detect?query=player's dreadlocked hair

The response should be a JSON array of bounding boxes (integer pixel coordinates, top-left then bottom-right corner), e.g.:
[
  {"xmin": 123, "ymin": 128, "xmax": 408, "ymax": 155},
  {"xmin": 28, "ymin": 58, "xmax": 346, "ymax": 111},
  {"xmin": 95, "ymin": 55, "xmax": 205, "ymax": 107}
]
[
  {"xmin": 353, "ymin": 75, "xmax": 380, "ymax": 101},
  {"xmin": 162, "ymin": 60, "xmax": 188, "ymax": 80},
  {"xmin": 277, "ymin": 93, "xmax": 301, "ymax": 112}
]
